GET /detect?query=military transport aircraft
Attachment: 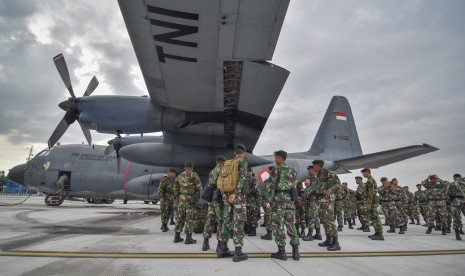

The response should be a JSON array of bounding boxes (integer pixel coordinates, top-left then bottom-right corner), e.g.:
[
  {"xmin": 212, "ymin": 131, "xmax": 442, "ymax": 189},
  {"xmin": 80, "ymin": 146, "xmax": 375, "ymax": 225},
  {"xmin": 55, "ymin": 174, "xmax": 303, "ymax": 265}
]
[{"xmin": 8, "ymin": 0, "xmax": 438, "ymax": 205}]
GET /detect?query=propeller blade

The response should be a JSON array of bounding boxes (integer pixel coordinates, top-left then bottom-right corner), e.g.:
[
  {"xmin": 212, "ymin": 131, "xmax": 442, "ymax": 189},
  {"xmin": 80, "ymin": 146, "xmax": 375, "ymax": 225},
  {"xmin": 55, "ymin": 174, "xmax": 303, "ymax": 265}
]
[
  {"xmin": 53, "ymin": 54, "xmax": 76, "ymax": 99},
  {"xmin": 48, "ymin": 117, "xmax": 70, "ymax": 149},
  {"xmin": 78, "ymin": 121, "xmax": 92, "ymax": 145},
  {"xmin": 83, "ymin": 76, "xmax": 99, "ymax": 97},
  {"xmin": 116, "ymin": 154, "xmax": 121, "ymax": 173},
  {"xmin": 104, "ymin": 144, "xmax": 114, "ymax": 156}
]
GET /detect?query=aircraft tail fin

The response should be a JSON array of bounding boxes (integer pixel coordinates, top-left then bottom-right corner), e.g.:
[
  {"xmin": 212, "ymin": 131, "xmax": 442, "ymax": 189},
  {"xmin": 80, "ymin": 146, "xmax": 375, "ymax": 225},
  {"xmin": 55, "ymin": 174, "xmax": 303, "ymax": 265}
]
[{"xmin": 307, "ymin": 96, "xmax": 363, "ymax": 160}]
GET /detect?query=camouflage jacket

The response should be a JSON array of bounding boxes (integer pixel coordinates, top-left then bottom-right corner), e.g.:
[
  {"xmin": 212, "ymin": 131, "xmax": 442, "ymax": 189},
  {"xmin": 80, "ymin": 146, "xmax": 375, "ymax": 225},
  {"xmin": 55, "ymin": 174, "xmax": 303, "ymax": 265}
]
[
  {"xmin": 422, "ymin": 178, "xmax": 448, "ymax": 201},
  {"xmin": 382, "ymin": 185, "xmax": 399, "ymax": 202},
  {"xmin": 304, "ymin": 177, "xmax": 318, "ymax": 202},
  {"xmin": 392, "ymin": 185, "xmax": 403, "ymax": 201},
  {"xmin": 235, "ymin": 157, "xmax": 249, "ymax": 194},
  {"xmin": 334, "ymin": 182, "xmax": 345, "ymax": 201},
  {"xmin": 174, "ymin": 171, "xmax": 202, "ymax": 198},
  {"xmin": 414, "ymin": 190, "xmax": 428, "ymax": 204},
  {"xmin": 208, "ymin": 166, "xmax": 221, "ymax": 187},
  {"xmin": 365, "ymin": 176, "xmax": 379, "ymax": 205},
  {"xmin": 264, "ymin": 162, "xmax": 297, "ymax": 203},
  {"xmin": 406, "ymin": 191, "xmax": 415, "ymax": 204},
  {"xmin": 314, "ymin": 168, "xmax": 340, "ymax": 199},
  {"xmin": 448, "ymin": 178, "xmax": 465, "ymax": 200},
  {"xmin": 378, "ymin": 186, "xmax": 387, "ymax": 202},
  {"xmin": 356, "ymin": 183, "xmax": 367, "ymax": 202},
  {"xmin": 158, "ymin": 176, "xmax": 176, "ymax": 199},
  {"xmin": 247, "ymin": 176, "xmax": 261, "ymax": 204}
]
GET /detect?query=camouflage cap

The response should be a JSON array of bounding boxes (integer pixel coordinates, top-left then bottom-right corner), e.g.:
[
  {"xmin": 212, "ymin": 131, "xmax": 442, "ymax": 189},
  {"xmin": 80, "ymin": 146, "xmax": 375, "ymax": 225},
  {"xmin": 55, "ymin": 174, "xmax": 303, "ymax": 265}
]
[
  {"xmin": 428, "ymin": 174, "xmax": 438, "ymax": 179},
  {"xmin": 312, "ymin": 159, "xmax": 324, "ymax": 166},
  {"xmin": 342, "ymin": 182, "xmax": 348, "ymax": 186},
  {"xmin": 216, "ymin": 155, "xmax": 227, "ymax": 161},
  {"xmin": 416, "ymin": 183, "xmax": 422, "ymax": 187},
  {"xmin": 380, "ymin": 177, "xmax": 388, "ymax": 182},
  {"xmin": 453, "ymin": 173, "xmax": 462, "ymax": 179},
  {"xmin": 307, "ymin": 165, "xmax": 314, "ymax": 170},
  {"xmin": 355, "ymin": 176, "xmax": 363, "ymax": 179},
  {"xmin": 168, "ymin": 168, "xmax": 177, "ymax": 173},
  {"xmin": 274, "ymin": 150, "xmax": 287, "ymax": 158},
  {"xmin": 184, "ymin": 161, "xmax": 194, "ymax": 167},
  {"xmin": 361, "ymin": 168, "xmax": 371, "ymax": 173},
  {"xmin": 235, "ymin": 143, "xmax": 246, "ymax": 151},
  {"xmin": 391, "ymin": 178, "xmax": 398, "ymax": 182}
]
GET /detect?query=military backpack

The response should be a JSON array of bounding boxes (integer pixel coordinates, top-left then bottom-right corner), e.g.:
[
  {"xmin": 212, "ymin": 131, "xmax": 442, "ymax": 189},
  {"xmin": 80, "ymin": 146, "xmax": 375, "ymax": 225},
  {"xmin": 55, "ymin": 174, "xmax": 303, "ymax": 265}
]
[{"xmin": 217, "ymin": 159, "xmax": 240, "ymax": 193}]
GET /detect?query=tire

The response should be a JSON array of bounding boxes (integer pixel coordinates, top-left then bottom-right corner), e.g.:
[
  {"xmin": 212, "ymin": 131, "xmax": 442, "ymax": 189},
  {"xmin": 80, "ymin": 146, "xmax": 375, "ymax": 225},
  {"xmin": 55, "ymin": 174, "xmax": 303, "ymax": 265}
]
[
  {"xmin": 105, "ymin": 199, "xmax": 115, "ymax": 204},
  {"xmin": 144, "ymin": 201, "xmax": 150, "ymax": 204},
  {"xmin": 152, "ymin": 200, "xmax": 158, "ymax": 205},
  {"xmin": 87, "ymin": 198, "xmax": 94, "ymax": 203},
  {"xmin": 93, "ymin": 198, "xmax": 103, "ymax": 204}
]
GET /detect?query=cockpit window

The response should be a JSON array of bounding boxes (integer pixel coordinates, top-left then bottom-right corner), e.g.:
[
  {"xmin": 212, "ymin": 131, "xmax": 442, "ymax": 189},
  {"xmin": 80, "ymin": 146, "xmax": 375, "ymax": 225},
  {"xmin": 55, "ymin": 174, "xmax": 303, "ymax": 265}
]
[{"xmin": 37, "ymin": 149, "xmax": 51, "ymax": 157}]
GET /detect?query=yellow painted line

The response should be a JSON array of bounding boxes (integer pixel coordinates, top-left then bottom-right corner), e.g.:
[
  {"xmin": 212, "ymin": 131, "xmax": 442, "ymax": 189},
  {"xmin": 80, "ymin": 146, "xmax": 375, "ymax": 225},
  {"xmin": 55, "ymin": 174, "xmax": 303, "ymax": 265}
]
[{"xmin": 0, "ymin": 250, "xmax": 464, "ymax": 259}]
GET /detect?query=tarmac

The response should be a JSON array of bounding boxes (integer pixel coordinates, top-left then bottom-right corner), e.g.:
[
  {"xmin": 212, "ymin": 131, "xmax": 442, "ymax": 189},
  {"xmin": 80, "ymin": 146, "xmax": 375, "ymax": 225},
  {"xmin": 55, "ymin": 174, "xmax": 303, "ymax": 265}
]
[{"xmin": 0, "ymin": 195, "xmax": 464, "ymax": 276}]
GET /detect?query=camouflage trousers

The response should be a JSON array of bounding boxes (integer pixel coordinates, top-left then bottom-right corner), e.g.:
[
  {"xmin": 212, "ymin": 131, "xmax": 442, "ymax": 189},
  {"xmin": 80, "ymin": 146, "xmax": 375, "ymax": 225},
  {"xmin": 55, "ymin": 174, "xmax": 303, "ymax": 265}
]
[
  {"xmin": 174, "ymin": 196, "xmax": 196, "ymax": 234},
  {"xmin": 395, "ymin": 202, "xmax": 407, "ymax": 225},
  {"xmin": 263, "ymin": 203, "xmax": 273, "ymax": 231},
  {"xmin": 427, "ymin": 200, "xmax": 447, "ymax": 228},
  {"xmin": 381, "ymin": 202, "xmax": 391, "ymax": 225},
  {"xmin": 295, "ymin": 201, "xmax": 307, "ymax": 228},
  {"xmin": 160, "ymin": 196, "xmax": 175, "ymax": 224},
  {"xmin": 245, "ymin": 201, "xmax": 261, "ymax": 229},
  {"xmin": 271, "ymin": 201, "xmax": 299, "ymax": 247},
  {"xmin": 318, "ymin": 197, "xmax": 337, "ymax": 236},
  {"xmin": 203, "ymin": 202, "xmax": 223, "ymax": 239},
  {"xmin": 406, "ymin": 203, "xmax": 419, "ymax": 221},
  {"xmin": 220, "ymin": 193, "xmax": 246, "ymax": 247},
  {"xmin": 368, "ymin": 204, "xmax": 383, "ymax": 233},
  {"xmin": 334, "ymin": 200, "xmax": 344, "ymax": 226},
  {"xmin": 451, "ymin": 199, "xmax": 464, "ymax": 230},
  {"xmin": 386, "ymin": 201, "xmax": 403, "ymax": 227},
  {"xmin": 343, "ymin": 200, "xmax": 356, "ymax": 220},
  {"xmin": 418, "ymin": 203, "xmax": 428, "ymax": 223},
  {"xmin": 446, "ymin": 204, "xmax": 452, "ymax": 229},
  {"xmin": 357, "ymin": 201, "xmax": 369, "ymax": 226},
  {"xmin": 306, "ymin": 201, "xmax": 320, "ymax": 229}
]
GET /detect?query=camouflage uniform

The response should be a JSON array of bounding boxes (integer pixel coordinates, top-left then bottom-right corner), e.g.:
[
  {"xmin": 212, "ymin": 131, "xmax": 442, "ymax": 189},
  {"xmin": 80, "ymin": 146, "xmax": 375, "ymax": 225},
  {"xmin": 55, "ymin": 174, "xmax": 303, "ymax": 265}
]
[
  {"xmin": 356, "ymin": 183, "xmax": 369, "ymax": 227},
  {"xmin": 365, "ymin": 176, "xmax": 383, "ymax": 234},
  {"xmin": 334, "ymin": 182, "xmax": 345, "ymax": 228},
  {"xmin": 378, "ymin": 186, "xmax": 391, "ymax": 225},
  {"xmin": 264, "ymin": 162, "xmax": 299, "ymax": 247},
  {"xmin": 448, "ymin": 178, "xmax": 465, "ymax": 230},
  {"xmin": 343, "ymin": 189, "xmax": 356, "ymax": 222},
  {"xmin": 384, "ymin": 185, "xmax": 403, "ymax": 229},
  {"xmin": 315, "ymin": 168, "xmax": 340, "ymax": 237},
  {"xmin": 220, "ymin": 157, "xmax": 248, "ymax": 247},
  {"xmin": 400, "ymin": 189, "xmax": 409, "ymax": 226},
  {"xmin": 174, "ymin": 171, "xmax": 202, "ymax": 234},
  {"xmin": 245, "ymin": 175, "xmax": 261, "ymax": 231},
  {"xmin": 406, "ymin": 191, "xmax": 420, "ymax": 224},
  {"xmin": 414, "ymin": 189, "xmax": 428, "ymax": 224},
  {"xmin": 203, "ymin": 166, "xmax": 223, "ymax": 239},
  {"xmin": 295, "ymin": 181, "xmax": 307, "ymax": 234},
  {"xmin": 392, "ymin": 184, "xmax": 406, "ymax": 226},
  {"xmin": 158, "ymin": 176, "xmax": 176, "ymax": 225},
  {"xmin": 305, "ymin": 177, "xmax": 321, "ymax": 231},
  {"xmin": 422, "ymin": 177, "xmax": 448, "ymax": 230}
]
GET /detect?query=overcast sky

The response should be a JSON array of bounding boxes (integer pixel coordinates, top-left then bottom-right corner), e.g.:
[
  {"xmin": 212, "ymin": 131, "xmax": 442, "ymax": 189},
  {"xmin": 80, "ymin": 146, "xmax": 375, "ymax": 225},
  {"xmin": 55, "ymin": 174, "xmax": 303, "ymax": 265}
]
[{"xmin": 1, "ymin": 0, "xmax": 464, "ymax": 189}]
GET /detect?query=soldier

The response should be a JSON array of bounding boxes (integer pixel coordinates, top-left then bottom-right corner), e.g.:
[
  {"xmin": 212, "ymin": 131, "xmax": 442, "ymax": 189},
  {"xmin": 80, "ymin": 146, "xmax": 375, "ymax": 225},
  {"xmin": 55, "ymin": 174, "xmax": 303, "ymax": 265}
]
[
  {"xmin": 245, "ymin": 167, "xmax": 261, "ymax": 237},
  {"xmin": 422, "ymin": 174, "xmax": 448, "ymax": 235},
  {"xmin": 378, "ymin": 178, "xmax": 391, "ymax": 226},
  {"xmin": 312, "ymin": 160, "xmax": 341, "ymax": 251},
  {"xmin": 355, "ymin": 176, "xmax": 370, "ymax": 232},
  {"xmin": 201, "ymin": 155, "xmax": 227, "ymax": 251},
  {"xmin": 381, "ymin": 178, "xmax": 404, "ymax": 234},
  {"xmin": 404, "ymin": 186, "xmax": 420, "ymax": 225},
  {"xmin": 334, "ymin": 181, "xmax": 345, "ymax": 231},
  {"xmin": 361, "ymin": 168, "xmax": 384, "ymax": 241},
  {"xmin": 263, "ymin": 150, "xmax": 300, "ymax": 260},
  {"xmin": 391, "ymin": 178, "xmax": 407, "ymax": 232},
  {"xmin": 158, "ymin": 168, "xmax": 177, "ymax": 232},
  {"xmin": 217, "ymin": 144, "xmax": 248, "ymax": 262},
  {"xmin": 302, "ymin": 165, "xmax": 322, "ymax": 241},
  {"xmin": 260, "ymin": 197, "xmax": 273, "ymax": 240},
  {"xmin": 295, "ymin": 180, "xmax": 307, "ymax": 237},
  {"xmin": 173, "ymin": 161, "xmax": 202, "ymax": 244},
  {"xmin": 449, "ymin": 174, "xmax": 465, "ymax": 240},
  {"xmin": 414, "ymin": 184, "xmax": 428, "ymax": 226},
  {"xmin": 342, "ymin": 182, "xmax": 356, "ymax": 229}
]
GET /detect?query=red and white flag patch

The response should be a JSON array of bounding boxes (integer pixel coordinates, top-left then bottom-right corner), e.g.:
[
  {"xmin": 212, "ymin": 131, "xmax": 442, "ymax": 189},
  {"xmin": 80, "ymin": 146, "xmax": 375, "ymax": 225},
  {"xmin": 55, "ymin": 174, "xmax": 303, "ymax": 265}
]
[
  {"xmin": 258, "ymin": 168, "xmax": 271, "ymax": 186},
  {"xmin": 336, "ymin": 112, "xmax": 347, "ymax": 121}
]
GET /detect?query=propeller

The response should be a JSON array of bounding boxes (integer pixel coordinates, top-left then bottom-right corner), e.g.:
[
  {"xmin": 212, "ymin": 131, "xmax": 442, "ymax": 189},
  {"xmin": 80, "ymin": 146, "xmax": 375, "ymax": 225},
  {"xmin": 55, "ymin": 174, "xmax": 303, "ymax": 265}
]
[
  {"xmin": 48, "ymin": 54, "xmax": 99, "ymax": 148},
  {"xmin": 104, "ymin": 135, "xmax": 123, "ymax": 173}
]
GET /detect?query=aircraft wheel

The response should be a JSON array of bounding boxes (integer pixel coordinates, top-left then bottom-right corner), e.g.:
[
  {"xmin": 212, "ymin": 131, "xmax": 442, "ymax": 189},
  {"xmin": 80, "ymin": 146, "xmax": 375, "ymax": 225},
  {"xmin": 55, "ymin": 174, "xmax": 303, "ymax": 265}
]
[
  {"xmin": 144, "ymin": 201, "xmax": 150, "ymax": 204},
  {"xmin": 152, "ymin": 200, "xmax": 158, "ymax": 205},
  {"xmin": 93, "ymin": 198, "xmax": 103, "ymax": 204},
  {"xmin": 86, "ymin": 198, "xmax": 94, "ymax": 203},
  {"xmin": 105, "ymin": 199, "xmax": 114, "ymax": 204}
]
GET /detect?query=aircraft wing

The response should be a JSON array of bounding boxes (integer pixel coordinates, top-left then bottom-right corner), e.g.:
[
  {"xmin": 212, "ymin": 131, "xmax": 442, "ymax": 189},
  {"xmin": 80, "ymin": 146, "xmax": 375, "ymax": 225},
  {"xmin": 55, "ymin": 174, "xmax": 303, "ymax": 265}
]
[
  {"xmin": 332, "ymin": 144, "xmax": 439, "ymax": 171},
  {"xmin": 118, "ymin": 0, "xmax": 290, "ymax": 151}
]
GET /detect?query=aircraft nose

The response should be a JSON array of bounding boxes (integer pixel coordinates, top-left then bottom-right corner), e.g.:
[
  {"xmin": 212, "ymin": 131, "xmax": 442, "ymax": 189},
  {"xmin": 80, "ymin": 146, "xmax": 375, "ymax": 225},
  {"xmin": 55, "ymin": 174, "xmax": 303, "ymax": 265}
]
[{"xmin": 7, "ymin": 163, "xmax": 26, "ymax": 185}]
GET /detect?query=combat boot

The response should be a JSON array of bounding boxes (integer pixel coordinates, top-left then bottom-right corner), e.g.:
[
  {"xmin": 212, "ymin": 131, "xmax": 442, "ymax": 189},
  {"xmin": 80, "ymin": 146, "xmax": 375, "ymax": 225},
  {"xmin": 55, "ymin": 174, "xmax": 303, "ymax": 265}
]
[
  {"xmin": 447, "ymin": 227, "xmax": 451, "ymax": 233},
  {"xmin": 313, "ymin": 227, "xmax": 322, "ymax": 240},
  {"xmin": 409, "ymin": 219, "xmax": 415, "ymax": 225},
  {"xmin": 169, "ymin": 217, "xmax": 175, "ymax": 225},
  {"xmin": 344, "ymin": 218, "xmax": 347, "ymax": 225},
  {"xmin": 442, "ymin": 227, "xmax": 447, "ymax": 236},
  {"xmin": 261, "ymin": 230, "xmax": 272, "ymax": 240},
  {"xmin": 337, "ymin": 225, "xmax": 343, "ymax": 232},
  {"xmin": 173, "ymin": 232, "xmax": 184, "ymax": 243},
  {"xmin": 302, "ymin": 228, "xmax": 314, "ymax": 241},
  {"xmin": 399, "ymin": 225, "xmax": 405, "ymax": 234},
  {"xmin": 455, "ymin": 229, "xmax": 462, "ymax": 241},
  {"xmin": 426, "ymin": 226, "xmax": 433, "ymax": 234},
  {"xmin": 368, "ymin": 232, "xmax": 376, "ymax": 238},
  {"xmin": 327, "ymin": 236, "xmax": 341, "ymax": 251},
  {"xmin": 248, "ymin": 227, "xmax": 256, "ymax": 237},
  {"xmin": 161, "ymin": 223, "xmax": 169, "ymax": 232},
  {"xmin": 292, "ymin": 244, "xmax": 300, "ymax": 261},
  {"xmin": 404, "ymin": 224, "xmax": 408, "ymax": 231},
  {"xmin": 260, "ymin": 221, "xmax": 266, "ymax": 227},
  {"xmin": 357, "ymin": 224, "xmax": 365, "ymax": 230},
  {"xmin": 217, "ymin": 241, "xmax": 233, "ymax": 258},
  {"xmin": 300, "ymin": 225, "xmax": 306, "ymax": 238},
  {"xmin": 318, "ymin": 236, "xmax": 332, "ymax": 247},
  {"xmin": 370, "ymin": 232, "xmax": 384, "ymax": 241},
  {"xmin": 233, "ymin": 247, "xmax": 248, "ymax": 262},
  {"xmin": 215, "ymin": 240, "xmax": 221, "ymax": 253},
  {"xmin": 202, "ymin": 238, "xmax": 210, "ymax": 251},
  {"xmin": 244, "ymin": 224, "xmax": 250, "ymax": 235},
  {"xmin": 295, "ymin": 223, "xmax": 300, "ymax": 237},
  {"xmin": 271, "ymin": 245, "xmax": 287, "ymax": 261},
  {"xmin": 416, "ymin": 218, "xmax": 421, "ymax": 225},
  {"xmin": 352, "ymin": 218, "xmax": 356, "ymax": 225},
  {"xmin": 348, "ymin": 220, "xmax": 353, "ymax": 229},
  {"xmin": 434, "ymin": 225, "xmax": 441, "ymax": 231},
  {"xmin": 460, "ymin": 228, "xmax": 464, "ymax": 235},
  {"xmin": 363, "ymin": 225, "xmax": 371, "ymax": 232},
  {"xmin": 184, "ymin": 233, "xmax": 197, "ymax": 244},
  {"xmin": 387, "ymin": 225, "xmax": 396, "ymax": 233}
]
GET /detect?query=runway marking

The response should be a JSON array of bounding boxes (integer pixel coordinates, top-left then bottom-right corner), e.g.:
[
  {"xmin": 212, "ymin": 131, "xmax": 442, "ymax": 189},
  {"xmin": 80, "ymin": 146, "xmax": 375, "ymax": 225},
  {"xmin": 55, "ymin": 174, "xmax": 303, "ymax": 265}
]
[{"xmin": 1, "ymin": 250, "xmax": 465, "ymax": 259}]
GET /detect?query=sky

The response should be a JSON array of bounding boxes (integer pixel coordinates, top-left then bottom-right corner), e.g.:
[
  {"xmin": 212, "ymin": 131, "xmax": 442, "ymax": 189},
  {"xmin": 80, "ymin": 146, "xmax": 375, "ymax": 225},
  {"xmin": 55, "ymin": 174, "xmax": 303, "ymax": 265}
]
[{"xmin": 0, "ymin": 0, "xmax": 464, "ymax": 190}]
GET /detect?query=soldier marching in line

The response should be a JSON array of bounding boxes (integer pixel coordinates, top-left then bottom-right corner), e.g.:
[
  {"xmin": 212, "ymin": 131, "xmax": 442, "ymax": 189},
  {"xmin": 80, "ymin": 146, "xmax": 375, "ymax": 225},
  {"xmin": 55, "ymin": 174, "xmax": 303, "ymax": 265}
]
[
  {"xmin": 245, "ymin": 167, "xmax": 261, "ymax": 237},
  {"xmin": 422, "ymin": 174, "xmax": 448, "ymax": 235},
  {"xmin": 355, "ymin": 176, "xmax": 370, "ymax": 232},
  {"xmin": 158, "ymin": 168, "xmax": 177, "ymax": 232},
  {"xmin": 391, "ymin": 178, "xmax": 407, "ymax": 232},
  {"xmin": 263, "ymin": 150, "xmax": 300, "ymax": 260},
  {"xmin": 380, "ymin": 178, "xmax": 405, "ymax": 234},
  {"xmin": 302, "ymin": 166, "xmax": 322, "ymax": 241},
  {"xmin": 342, "ymin": 182, "xmax": 356, "ymax": 229},
  {"xmin": 361, "ymin": 168, "xmax": 384, "ymax": 241},
  {"xmin": 414, "ymin": 183, "xmax": 428, "ymax": 226},
  {"xmin": 334, "ymin": 180, "xmax": 345, "ymax": 232},
  {"xmin": 173, "ymin": 161, "xmax": 202, "ymax": 244},
  {"xmin": 404, "ymin": 186, "xmax": 421, "ymax": 225},
  {"xmin": 378, "ymin": 180, "xmax": 390, "ymax": 226},
  {"xmin": 449, "ymin": 174, "xmax": 465, "ymax": 240},
  {"xmin": 295, "ymin": 180, "xmax": 307, "ymax": 238}
]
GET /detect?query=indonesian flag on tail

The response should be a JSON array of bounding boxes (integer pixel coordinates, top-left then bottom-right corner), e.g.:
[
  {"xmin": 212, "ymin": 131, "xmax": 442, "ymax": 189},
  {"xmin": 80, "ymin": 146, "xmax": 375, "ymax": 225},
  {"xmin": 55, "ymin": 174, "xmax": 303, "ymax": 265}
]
[
  {"xmin": 336, "ymin": 112, "xmax": 347, "ymax": 121},
  {"xmin": 258, "ymin": 168, "xmax": 271, "ymax": 186}
]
